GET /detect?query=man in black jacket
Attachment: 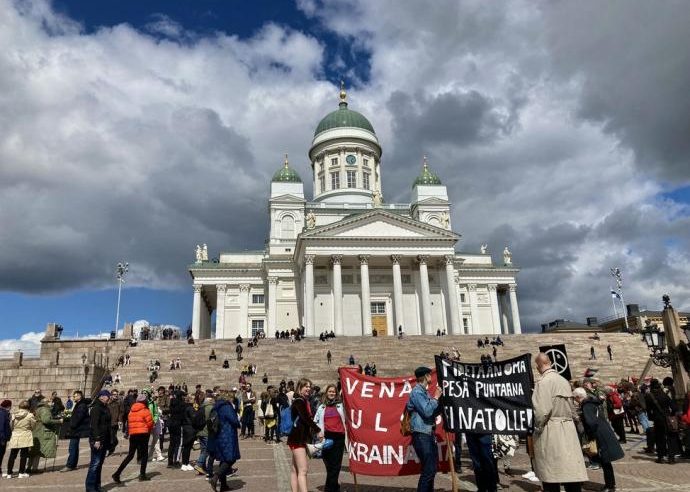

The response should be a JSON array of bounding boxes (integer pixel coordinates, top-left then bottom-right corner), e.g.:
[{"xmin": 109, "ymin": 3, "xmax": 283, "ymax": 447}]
[
  {"xmin": 63, "ymin": 390, "xmax": 91, "ymax": 471},
  {"xmin": 85, "ymin": 390, "xmax": 112, "ymax": 492}
]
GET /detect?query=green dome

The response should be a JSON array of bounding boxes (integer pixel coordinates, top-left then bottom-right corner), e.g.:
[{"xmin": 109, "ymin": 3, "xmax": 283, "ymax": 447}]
[
  {"xmin": 272, "ymin": 156, "xmax": 302, "ymax": 183},
  {"xmin": 413, "ymin": 159, "xmax": 442, "ymax": 187},
  {"xmin": 315, "ymin": 104, "xmax": 375, "ymax": 136}
]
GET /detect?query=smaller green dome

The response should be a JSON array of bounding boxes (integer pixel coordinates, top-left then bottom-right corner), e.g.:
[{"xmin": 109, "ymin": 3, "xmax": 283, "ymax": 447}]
[
  {"xmin": 413, "ymin": 157, "xmax": 442, "ymax": 187},
  {"xmin": 272, "ymin": 155, "xmax": 302, "ymax": 183}
]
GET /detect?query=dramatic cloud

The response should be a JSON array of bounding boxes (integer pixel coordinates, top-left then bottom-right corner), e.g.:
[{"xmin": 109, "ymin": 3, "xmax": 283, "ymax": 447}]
[{"xmin": 1, "ymin": 0, "xmax": 689, "ymax": 331}]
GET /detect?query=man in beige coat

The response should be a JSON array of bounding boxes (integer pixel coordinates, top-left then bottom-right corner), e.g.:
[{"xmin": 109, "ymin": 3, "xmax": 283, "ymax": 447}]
[{"xmin": 532, "ymin": 353, "xmax": 587, "ymax": 492}]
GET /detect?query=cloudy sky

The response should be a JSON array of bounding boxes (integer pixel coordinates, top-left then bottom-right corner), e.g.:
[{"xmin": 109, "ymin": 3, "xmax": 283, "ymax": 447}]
[{"xmin": 1, "ymin": 0, "xmax": 689, "ymax": 346}]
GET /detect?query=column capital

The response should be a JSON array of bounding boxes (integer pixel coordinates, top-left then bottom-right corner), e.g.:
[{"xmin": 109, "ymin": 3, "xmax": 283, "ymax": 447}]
[
  {"xmin": 444, "ymin": 254, "xmax": 455, "ymax": 266},
  {"xmin": 331, "ymin": 254, "xmax": 343, "ymax": 265},
  {"xmin": 239, "ymin": 283, "xmax": 250, "ymax": 292},
  {"xmin": 193, "ymin": 285, "xmax": 202, "ymax": 293},
  {"xmin": 487, "ymin": 283, "xmax": 497, "ymax": 292},
  {"xmin": 358, "ymin": 254, "xmax": 370, "ymax": 265},
  {"xmin": 508, "ymin": 283, "xmax": 517, "ymax": 292},
  {"xmin": 267, "ymin": 277, "xmax": 278, "ymax": 285},
  {"xmin": 216, "ymin": 284, "xmax": 227, "ymax": 292},
  {"xmin": 304, "ymin": 254, "xmax": 315, "ymax": 265},
  {"xmin": 417, "ymin": 254, "xmax": 429, "ymax": 265},
  {"xmin": 454, "ymin": 277, "xmax": 461, "ymax": 285},
  {"xmin": 390, "ymin": 254, "xmax": 401, "ymax": 265},
  {"xmin": 468, "ymin": 283, "xmax": 477, "ymax": 292}
]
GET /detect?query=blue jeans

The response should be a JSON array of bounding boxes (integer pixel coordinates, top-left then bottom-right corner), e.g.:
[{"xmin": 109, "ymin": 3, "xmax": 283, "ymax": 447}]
[
  {"xmin": 465, "ymin": 433, "xmax": 496, "ymax": 492},
  {"xmin": 638, "ymin": 412, "xmax": 650, "ymax": 432},
  {"xmin": 66, "ymin": 437, "xmax": 80, "ymax": 469},
  {"xmin": 196, "ymin": 436, "xmax": 209, "ymax": 472},
  {"xmin": 84, "ymin": 442, "xmax": 107, "ymax": 491},
  {"xmin": 411, "ymin": 432, "xmax": 437, "ymax": 492}
]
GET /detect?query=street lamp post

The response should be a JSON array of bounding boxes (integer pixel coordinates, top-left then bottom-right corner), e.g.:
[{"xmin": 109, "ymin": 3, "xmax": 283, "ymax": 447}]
[
  {"xmin": 641, "ymin": 320, "xmax": 672, "ymax": 367},
  {"xmin": 114, "ymin": 262, "xmax": 129, "ymax": 334},
  {"xmin": 610, "ymin": 267, "xmax": 631, "ymax": 332}
]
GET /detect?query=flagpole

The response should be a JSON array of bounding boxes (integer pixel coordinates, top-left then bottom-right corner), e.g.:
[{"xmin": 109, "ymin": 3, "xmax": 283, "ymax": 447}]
[{"xmin": 446, "ymin": 432, "xmax": 459, "ymax": 492}]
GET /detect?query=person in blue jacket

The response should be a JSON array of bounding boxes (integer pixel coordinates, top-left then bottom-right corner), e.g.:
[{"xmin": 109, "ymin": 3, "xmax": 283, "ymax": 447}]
[
  {"xmin": 0, "ymin": 399, "xmax": 12, "ymax": 477},
  {"xmin": 406, "ymin": 366, "xmax": 442, "ymax": 492},
  {"xmin": 207, "ymin": 390, "xmax": 241, "ymax": 492}
]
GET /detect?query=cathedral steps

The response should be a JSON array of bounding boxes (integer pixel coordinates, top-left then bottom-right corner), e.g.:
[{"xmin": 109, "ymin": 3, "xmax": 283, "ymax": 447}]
[{"xmin": 108, "ymin": 332, "xmax": 669, "ymax": 394}]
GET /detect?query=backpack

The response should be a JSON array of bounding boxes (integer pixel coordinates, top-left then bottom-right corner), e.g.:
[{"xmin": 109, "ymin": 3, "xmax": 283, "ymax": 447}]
[
  {"xmin": 192, "ymin": 406, "xmax": 207, "ymax": 431},
  {"xmin": 279, "ymin": 406, "xmax": 293, "ymax": 435},
  {"xmin": 206, "ymin": 407, "xmax": 221, "ymax": 436}
]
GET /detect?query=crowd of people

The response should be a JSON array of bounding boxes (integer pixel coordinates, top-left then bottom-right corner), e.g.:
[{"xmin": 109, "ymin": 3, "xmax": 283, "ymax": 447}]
[{"xmin": 3, "ymin": 336, "xmax": 690, "ymax": 492}]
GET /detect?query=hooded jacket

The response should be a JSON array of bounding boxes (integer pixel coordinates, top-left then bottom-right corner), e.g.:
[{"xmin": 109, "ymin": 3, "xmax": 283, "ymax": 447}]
[
  {"xmin": 9, "ymin": 409, "xmax": 36, "ymax": 449},
  {"xmin": 127, "ymin": 402, "xmax": 154, "ymax": 435}
]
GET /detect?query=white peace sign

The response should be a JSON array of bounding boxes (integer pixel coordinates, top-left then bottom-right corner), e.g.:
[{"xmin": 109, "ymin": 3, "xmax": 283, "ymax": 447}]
[{"xmin": 546, "ymin": 348, "xmax": 569, "ymax": 374}]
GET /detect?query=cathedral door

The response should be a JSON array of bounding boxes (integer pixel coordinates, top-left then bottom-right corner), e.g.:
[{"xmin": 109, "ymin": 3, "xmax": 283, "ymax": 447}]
[{"xmin": 370, "ymin": 301, "xmax": 388, "ymax": 335}]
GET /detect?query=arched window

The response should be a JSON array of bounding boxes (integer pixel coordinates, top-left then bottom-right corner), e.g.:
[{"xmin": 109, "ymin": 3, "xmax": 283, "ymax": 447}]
[{"xmin": 281, "ymin": 215, "xmax": 295, "ymax": 239}]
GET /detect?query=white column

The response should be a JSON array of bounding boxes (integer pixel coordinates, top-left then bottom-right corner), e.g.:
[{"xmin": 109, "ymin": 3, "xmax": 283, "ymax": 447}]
[
  {"xmin": 499, "ymin": 290, "xmax": 511, "ymax": 335},
  {"xmin": 331, "ymin": 255, "xmax": 343, "ymax": 336},
  {"xmin": 418, "ymin": 255, "xmax": 432, "ymax": 335},
  {"xmin": 192, "ymin": 285, "xmax": 202, "ymax": 339},
  {"xmin": 444, "ymin": 255, "xmax": 461, "ymax": 335},
  {"xmin": 455, "ymin": 278, "xmax": 465, "ymax": 334},
  {"xmin": 509, "ymin": 284, "xmax": 522, "ymax": 334},
  {"xmin": 216, "ymin": 284, "xmax": 226, "ymax": 339},
  {"xmin": 359, "ymin": 255, "xmax": 371, "ymax": 335},
  {"xmin": 391, "ymin": 255, "xmax": 404, "ymax": 332},
  {"xmin": 468, "ymin": 283, "xmax": 479, "ymax": 334},
  {"xmin": 304, "ymin": 255, "xmax": 315, "ymax": 336},
  {"xmin": 239, "ymin": 283, "xmax": 250, "ymax": 338},
  {"xmin": 488, "ymin": 284, "xmax": 501, "ymax": 335},
  {"xmin": 267, "ymin": 277, "xmax": 278, "ymax": 334}
]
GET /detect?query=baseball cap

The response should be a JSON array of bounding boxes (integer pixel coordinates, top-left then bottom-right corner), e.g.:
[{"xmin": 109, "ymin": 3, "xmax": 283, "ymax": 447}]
[{"xmin": 97, "ymin": 390, "xmax": 111, "ymax": 398}]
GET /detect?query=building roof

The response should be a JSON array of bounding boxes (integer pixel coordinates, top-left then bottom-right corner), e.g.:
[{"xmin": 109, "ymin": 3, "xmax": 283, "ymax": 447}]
[
  {"xmin": 314, "ymin": 84, "xmax": 375, "ymax": 136},
  {"xmin": 272, "ymin": 155, "xmax": 302, "ymax": 183},
  {"xmin": 413, "ymin": 157, "xmax": 442, "ymax": 187}
]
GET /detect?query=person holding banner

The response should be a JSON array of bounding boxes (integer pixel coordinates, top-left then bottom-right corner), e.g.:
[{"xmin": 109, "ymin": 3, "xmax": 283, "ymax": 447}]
[
  {"xmin": 314, "ymin": 384, "xmax": 346, "ymax": 492},
  {"xmin": 532, "ymin": 353, "xmax": 587, "ymax": 492},
  {"xmin": 406, "ymin": 366, "xmax": 442, "ymax": 492},
  {"xmin": 287, "ymin": 378, "xmax": 322, "ymax": 492}
]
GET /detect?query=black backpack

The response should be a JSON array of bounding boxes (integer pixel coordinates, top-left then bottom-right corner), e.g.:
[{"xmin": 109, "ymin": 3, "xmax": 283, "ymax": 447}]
[
  {"xmin": 207, "ymin": 407, "xmax": 221, "ymax": 436},
  {"xmin": 192, "ymin": 406, "xmax": 207, "ymax": 431}
]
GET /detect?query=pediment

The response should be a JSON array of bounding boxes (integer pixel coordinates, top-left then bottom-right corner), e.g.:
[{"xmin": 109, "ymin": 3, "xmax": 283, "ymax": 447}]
[
  {"xmin": 300, "ymin": 209, "xmax": 458, "ymax": 240},
  {"xmin": 269, "ymin": 194, "xmax": 306, "ymax": 203},
  {"xmin": 414, "ymin": 197, "xmax": 449, "ymax": 205}
]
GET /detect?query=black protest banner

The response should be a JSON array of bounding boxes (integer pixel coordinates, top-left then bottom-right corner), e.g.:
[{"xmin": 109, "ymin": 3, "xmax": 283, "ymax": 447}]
[
  {"xmin": 538, "ymin": 344, "xmax": 572, "ymax": 381},
  {"xmin": 434, "ymin": 354, "xmax": 534, "ymax": 435}
]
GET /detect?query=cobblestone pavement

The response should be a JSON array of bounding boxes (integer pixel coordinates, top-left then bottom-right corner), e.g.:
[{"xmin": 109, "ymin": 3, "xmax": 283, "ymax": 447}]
[{"xmin": 1, "ymin": 432, "xmax": 688, "ymax": 491}]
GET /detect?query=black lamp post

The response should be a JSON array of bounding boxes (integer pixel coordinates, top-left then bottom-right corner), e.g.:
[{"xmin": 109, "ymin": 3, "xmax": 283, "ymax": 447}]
[{"xmin": 641, "ymin": 322, "xmax": 672, "ymax": 367}]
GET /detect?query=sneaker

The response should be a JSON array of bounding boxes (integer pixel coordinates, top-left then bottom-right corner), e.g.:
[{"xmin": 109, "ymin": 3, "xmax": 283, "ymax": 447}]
[
  {"xmin": 60, "ymin": 467, "xmax": 76, "ymax": 473},
  {"xmin": 183, "ymin": 464, "xmax": 195, "ymax": 471},
  {"xmin": 587, "ymin": 463, "xmax": 601, "ymax": 470},
  {"xmin": 18, "ymin": 473, "xmax": 29, "ymax": 479},
  {"xmin": 228, "ymin": 467, "xmax": 238, "ymax": 477},
  {"xmin": 112, "ymin": 473, "xmax": 121, "ymax": 484},
  {"xmin": 2, "ymin": 474, "xmax": 11, "ymax": 479},
  {"xmin": 139, "ymin": 474, "xmax": 151, "ymax": 481},
  {"xmin": 193, "ymin": 464, "xmax": 206, "ymax": 475},
  {"xmin": 521, "ymin": 471, "xmax": 536, "ymax": 479}
]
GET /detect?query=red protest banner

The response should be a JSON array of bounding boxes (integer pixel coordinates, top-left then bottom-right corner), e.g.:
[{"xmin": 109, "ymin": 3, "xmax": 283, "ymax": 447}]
[{"xmin": 338, "ymin": 366, "xmax": 450, "ymax": 476}]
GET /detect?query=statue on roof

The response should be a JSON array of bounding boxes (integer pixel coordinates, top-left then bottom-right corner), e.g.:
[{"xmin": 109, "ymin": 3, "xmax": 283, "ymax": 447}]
[
  {"xmin": 441, "ymin": 211, "xmax": 450, "ymax": 229},
  {"xmin": 480, "ymin": 244, "xmax": 488, "ymax": 254},
  {"xmin": 503, "ymin": 246, "xmax": 512, "ymax": 265},
  {"xmin": 202, "ymin": 244, "xmax": 209, "ymax": 261},
  {"xmin": 306, "ymin": 211, "xmax": 316, "ymax": 230},
  {"xmin": 372, "ymin": 189, "xmax": 383, "ymax": 207},
  {"xmin": 195, "ymin": 245, "xmax": 203, "ymax": 263}
]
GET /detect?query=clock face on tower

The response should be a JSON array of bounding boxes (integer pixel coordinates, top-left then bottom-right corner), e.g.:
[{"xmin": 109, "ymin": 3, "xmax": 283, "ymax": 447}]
[{"xmin": 346, "ymin": 154, "xmax": 356, "ymax": 165}]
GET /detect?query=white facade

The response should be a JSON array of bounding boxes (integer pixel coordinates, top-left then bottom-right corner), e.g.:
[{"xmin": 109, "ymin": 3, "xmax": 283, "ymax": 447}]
[{"xmin": 190, "ymin": 91, "xmax": 522, "ymax": 338}]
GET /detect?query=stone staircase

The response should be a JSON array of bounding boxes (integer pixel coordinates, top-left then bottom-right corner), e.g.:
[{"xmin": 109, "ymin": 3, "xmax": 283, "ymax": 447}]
[{"xmin": 110, "ymin": 333, "xmax": 670, "ymax": 394}]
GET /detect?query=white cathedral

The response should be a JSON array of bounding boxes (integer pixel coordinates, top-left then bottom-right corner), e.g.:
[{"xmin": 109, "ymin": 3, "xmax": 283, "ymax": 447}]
[{"xmin": 190, "ymin": 86, "xmax": 522, "ymax": 339}]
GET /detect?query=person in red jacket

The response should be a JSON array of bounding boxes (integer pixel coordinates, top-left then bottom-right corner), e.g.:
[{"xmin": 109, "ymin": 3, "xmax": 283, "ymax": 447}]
[
  {"xmin": 605, "ymin": 386, "xmax": 627, "ymax": 443},
  {"xmin": 112, "ymin": 394, "xmax": 154, "ymax": 483}
]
